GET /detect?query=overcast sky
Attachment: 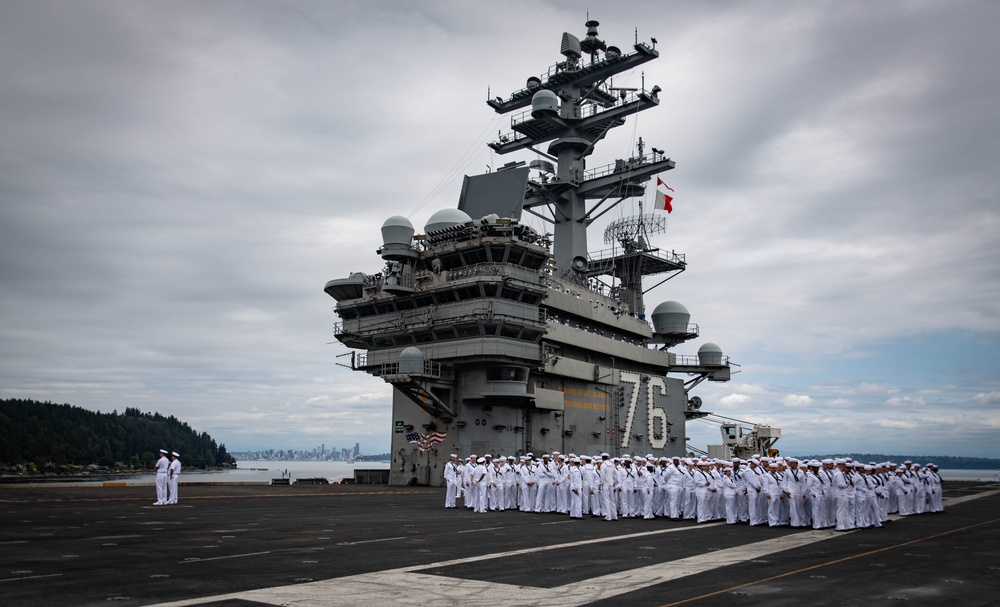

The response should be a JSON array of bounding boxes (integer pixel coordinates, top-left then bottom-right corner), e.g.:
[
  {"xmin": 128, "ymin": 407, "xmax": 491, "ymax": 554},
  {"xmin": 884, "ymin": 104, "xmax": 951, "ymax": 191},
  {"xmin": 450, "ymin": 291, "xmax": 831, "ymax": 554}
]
[{"xmin": 2, "ymin": 1, "xmax": 998, "ymax": 458}]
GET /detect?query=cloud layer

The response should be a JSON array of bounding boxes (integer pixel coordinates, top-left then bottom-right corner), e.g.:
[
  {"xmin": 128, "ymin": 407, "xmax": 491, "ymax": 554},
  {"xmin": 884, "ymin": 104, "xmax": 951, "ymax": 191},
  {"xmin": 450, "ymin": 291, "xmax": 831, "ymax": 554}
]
[{"xmin": 1, "ymin": 1, "xmax": 998, "ymax": 456}]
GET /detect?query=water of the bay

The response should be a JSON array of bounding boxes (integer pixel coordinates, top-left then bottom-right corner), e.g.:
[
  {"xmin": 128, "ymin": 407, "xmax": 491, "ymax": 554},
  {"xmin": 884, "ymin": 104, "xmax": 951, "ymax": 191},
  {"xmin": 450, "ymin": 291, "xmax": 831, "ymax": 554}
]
[
  {"xmin": 151, "ymin": 464, "xmax": 998, "ymax": 483},
  {"xmin": 120, "ymin": 460, "xmax": 389, "ymax": 484}
]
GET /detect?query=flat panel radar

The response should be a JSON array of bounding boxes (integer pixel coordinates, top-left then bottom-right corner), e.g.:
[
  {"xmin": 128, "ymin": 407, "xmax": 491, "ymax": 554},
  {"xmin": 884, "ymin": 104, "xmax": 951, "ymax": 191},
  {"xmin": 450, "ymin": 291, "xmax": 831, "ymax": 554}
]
[{"xmin": 457, "ymin": 167, "xmax": 529, "ymax": 221}]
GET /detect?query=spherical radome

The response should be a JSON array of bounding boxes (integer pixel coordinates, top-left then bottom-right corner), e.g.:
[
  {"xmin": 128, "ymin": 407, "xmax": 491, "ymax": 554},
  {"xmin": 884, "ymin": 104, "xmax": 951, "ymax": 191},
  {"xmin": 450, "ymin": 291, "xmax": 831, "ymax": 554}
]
[
  {"xmin": 697, "ymin": 342, "xmax": 724, "ymax": 366},
  {"xmin": 425, "ymin": 208, "xmax": 472, "ymax": 233},
  {"xmin": 650, "ymin": 300, "xmax": 691, "ymax": 334},
  {"xmin": 398, "ymin": 347, "xmax": 425, "ymax": 374},
  {"xmin": 381, "ymin": 215, "xmax": 415, "ymax": 246}
]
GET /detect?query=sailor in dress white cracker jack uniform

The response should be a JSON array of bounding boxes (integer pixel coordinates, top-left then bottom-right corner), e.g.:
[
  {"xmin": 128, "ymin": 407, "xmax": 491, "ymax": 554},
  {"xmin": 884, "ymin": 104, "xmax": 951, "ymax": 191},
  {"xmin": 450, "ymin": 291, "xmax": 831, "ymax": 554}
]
[
  {"xmin": 167, "ymin": 452, "xmax": 181, "ymax": 504},
  {"xmin": 444, "ymin": 454, "xmax": 459, "ymax": 508},
  {"xmin": 154, "ymin": 449, "xmax": 169, "ymax": 505}
]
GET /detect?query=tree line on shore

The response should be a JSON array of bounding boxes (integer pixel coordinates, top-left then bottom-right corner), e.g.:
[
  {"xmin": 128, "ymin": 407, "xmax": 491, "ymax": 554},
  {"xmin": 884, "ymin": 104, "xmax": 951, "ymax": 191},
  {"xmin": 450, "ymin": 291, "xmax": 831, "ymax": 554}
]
[{"xmin": 0, "ymin": 399, "xmax": 235, "ymax": 471}]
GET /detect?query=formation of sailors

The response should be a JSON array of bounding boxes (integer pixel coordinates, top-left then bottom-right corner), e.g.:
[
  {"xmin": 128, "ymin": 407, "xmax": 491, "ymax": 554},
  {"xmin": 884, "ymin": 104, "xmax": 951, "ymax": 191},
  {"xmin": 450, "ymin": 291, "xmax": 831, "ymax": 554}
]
[{"xmin": 442, "ymin": 452, "xmax": 945, "ymax": 530}]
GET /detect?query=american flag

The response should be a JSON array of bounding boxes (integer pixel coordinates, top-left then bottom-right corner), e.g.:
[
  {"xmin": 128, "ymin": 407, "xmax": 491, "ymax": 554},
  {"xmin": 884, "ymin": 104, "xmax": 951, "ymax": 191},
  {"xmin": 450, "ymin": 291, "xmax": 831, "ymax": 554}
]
[{"xmin": 405, "ymin": 431, "xmax": 447, "ymax": 451}]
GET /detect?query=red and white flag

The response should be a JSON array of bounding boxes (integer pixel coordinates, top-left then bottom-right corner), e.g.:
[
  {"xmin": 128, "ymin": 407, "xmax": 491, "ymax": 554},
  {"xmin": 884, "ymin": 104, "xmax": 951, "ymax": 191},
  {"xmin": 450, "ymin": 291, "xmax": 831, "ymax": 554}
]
[{"xmin": 654, "ymin": 177, "xmax": 674, "ymax": 213}]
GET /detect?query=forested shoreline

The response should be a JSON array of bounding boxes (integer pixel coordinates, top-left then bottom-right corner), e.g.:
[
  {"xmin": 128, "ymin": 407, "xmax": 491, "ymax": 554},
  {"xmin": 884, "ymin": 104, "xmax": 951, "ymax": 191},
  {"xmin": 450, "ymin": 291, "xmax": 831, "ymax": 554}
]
[{"xmin": 0, "ymin": 399, "xmax": 235, "ymax": 472}]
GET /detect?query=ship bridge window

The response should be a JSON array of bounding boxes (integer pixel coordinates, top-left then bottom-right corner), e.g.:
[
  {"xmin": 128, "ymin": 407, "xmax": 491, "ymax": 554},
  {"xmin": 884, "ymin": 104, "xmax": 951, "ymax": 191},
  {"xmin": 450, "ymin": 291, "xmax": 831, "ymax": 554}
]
[
  {"xmin": 482, "ymin": 283, "xmax": 499, "ymax": 297},
  {"xmin": 500, "ymin": 287, "xmax": 521, "ymax": 301},
  {"xmin": 482, "ymin": 322, "xmax": 499, "ymax": 336},
  {"xmin": 456, "ymin": 323, "xmax": 479, "ymax": 338},
  {"xmin": 463, "ymin": 248, "xmax": 489, "ymax": 264},
  {"xmin": 433, "ymin": 326, "xmax": 457, "ymax": 340},
  {"xmin": 456, "ymin": 286, "xmax": 479, "ymax": 300},
  {"xmin": 374, "ymin": 336, "xmax": 394, "ymax": 348},
  {"xmin": 357, "ymin": 304, "xmax": 378, "ymax": 317},
  {"xmin": 396, "ymin": 298, "xmax": 416, "ymax": 310},
  {"xmin": 413, "ymin": 330, "xmax": 434, "ymax": 344},
  {"xmin": 376, "ymin": 301, "xmax": 395, "ymax": 314},
  {"xmin": 486, "ymin": 366, "xmax": 527, "ymax": 382},
  {"xmin": 498, "ymin": 324, "xmax": 521, "ymax": 339},
  {"xmin": 520, "ymin": 329, "xmax": 543, "ymax": 342},
  {"xmin": 521, "ymin": 293, "xmax": 541, "ymax": 305},
  {"xmin": 436, "ymin": 290, "xmax": 456, "ymax": 304},
  {"xmin": 393, "ymin": 334, "xmax": 415, "ymax": 346},
  {"xmin": 339, "ymin": 307, "xmax": 359, "ymax": 320},
  {"xmin": 488, "ymin": 245, "xmax": 509, "ymax": 263}
]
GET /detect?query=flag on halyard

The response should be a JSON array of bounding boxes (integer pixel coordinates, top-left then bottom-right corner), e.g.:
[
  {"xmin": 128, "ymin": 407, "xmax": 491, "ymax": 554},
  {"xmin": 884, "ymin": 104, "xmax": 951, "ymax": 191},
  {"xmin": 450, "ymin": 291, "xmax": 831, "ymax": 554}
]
[
  {"xmin": 654, "ymin": 177, "xmax": 674, "ymax": 213},
  {"xmin": 406, "ymin": 430, "xmax": 448, "ymax": 451}
]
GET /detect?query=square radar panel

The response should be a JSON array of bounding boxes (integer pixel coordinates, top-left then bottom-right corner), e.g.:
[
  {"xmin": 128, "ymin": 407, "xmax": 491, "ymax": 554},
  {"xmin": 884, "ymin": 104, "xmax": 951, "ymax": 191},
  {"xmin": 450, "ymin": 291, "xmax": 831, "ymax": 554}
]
[{"xmin": 458, "ymin": 167, "xmax": 528, "ymax": 221}]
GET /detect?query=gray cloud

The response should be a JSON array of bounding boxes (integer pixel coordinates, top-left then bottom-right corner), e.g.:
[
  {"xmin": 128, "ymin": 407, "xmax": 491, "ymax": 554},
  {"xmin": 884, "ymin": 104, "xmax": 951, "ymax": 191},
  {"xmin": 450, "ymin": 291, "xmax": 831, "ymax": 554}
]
[{"xmin": 1, "ymin": 1, "xmax": 998, "ymax": 456}]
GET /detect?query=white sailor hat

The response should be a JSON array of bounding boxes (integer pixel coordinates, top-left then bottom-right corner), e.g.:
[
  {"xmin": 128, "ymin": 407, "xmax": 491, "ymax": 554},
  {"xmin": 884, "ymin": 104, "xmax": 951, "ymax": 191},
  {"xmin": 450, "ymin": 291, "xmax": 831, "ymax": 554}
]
[
  {"xmin": 809, "ymin": 460, "xmax": 821, "ymax": 467},
  {"xmin": 477, "ymin": 457, "xmax": 485, "ymax": 463},
  {"xmin": 582, "ymin": 455, "xmax": 592, "ymax": 461},
  {"xmin": 752, "ymin": 454, "xmax": 762, "ymax": 459},
  {"xmin": 160, "ymin": 449, "xmax": 168, "ymax": 454},
  {"xmin": 912, "ymin": 463, "xmax": 921, "ymax": 467},
  {"xmin": 552, "ymin": 451, "xmax": 560, "ymax": 455},
  {"xmin": 864, "ymin": 465, "xmax": 873, "ymax": 471},
  {"xmin": 601, "ymin": 453, "xmax": 610, "ymax": 459},
  {"xmin": 732, "ymin": 457, "xmax": 741, "ymax": 463},
  {"xmin": 484, "ymin": 453, "xmax": 492, "ymax": 458},
  {"xmin": 822, "ymin": 459, "xmax": 834, "ymax": 465},
  {"xmin": 507, "ymin": 456, "xmax": 516, "ymax": 461},
  {"xmin": 834, "ymin": 458, "xmax": 846, "ymax": 465},
  {"xmin": 787, "ymin": 458, "xmax": 799, "ymax": 464},
  {"xmin": 769, "ymin": 463, "xmax": 779, "ymax": 468},
  {"xmin": 171, "ymin": 451, "xmax": 180, "ymax": 457},
  {"xmin": 572, "ymin": 457, "xmax": 581, "ymax": 463},
  {"xmin": 450, "ymin": 453, "xmax": 457, "ymax": 458},
  {"xmin": 526, "ymin": 452, "xmax": 534, "ymax": 457}
]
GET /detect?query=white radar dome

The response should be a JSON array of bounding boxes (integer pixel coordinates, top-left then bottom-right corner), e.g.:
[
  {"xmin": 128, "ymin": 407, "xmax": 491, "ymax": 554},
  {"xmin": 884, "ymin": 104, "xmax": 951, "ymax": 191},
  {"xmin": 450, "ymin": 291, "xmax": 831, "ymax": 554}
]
[
  {"xmin": 381, "ymin": 215, "xmax": 415, "ymax": 246},
  {"xmin": 425, "ymin": 208, "xmax": 472, "ymax": 234},
  {"xmin": 398, "ymin": 347, "xmax": 425, "ymax": 374},
  {"xmin": 531, "ymin": 89, "xmax": 559, "ymax": 118},
  {"xmin": 697, "ymin": 342, "xmax": 724, "ymax": 366},
  {"xmin": 650, "ymin": 301, "xmax": 691, "ymax": 334}
]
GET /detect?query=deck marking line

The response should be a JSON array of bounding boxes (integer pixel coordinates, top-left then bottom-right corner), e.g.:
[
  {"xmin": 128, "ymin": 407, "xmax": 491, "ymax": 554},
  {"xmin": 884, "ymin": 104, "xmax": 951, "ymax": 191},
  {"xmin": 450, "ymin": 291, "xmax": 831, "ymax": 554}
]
[
  {"xmin": 0, "ymin": 573, "xmax": 64, "ymax": 583},
  {"xmin": 177, "ymin": 551, "xmax": 270, "ymax": 564}
]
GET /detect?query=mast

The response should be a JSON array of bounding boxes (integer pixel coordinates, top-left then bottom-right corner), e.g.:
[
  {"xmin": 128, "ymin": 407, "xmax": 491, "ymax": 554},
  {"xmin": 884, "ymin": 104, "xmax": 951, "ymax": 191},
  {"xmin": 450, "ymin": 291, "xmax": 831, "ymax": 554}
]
[{"xmin": 487, "ymin": 20, "xmax": 674, "ymax": 274}]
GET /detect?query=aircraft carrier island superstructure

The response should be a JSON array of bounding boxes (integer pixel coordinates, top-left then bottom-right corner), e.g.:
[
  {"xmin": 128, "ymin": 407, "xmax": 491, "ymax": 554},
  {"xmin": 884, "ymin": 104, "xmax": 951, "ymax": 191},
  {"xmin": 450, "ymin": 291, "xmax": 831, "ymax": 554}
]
[{"xmin": 325, "ymin": 21, "xmax": 732, "ymax": 486}]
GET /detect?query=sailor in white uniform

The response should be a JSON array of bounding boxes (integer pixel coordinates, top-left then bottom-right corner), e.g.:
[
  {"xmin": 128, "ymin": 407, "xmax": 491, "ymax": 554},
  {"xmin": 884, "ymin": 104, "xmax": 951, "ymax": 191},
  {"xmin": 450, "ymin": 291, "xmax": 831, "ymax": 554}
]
[
  {"xmin": 444, "ymin": 454, "xmax": 459, "ymax": 508},
  {"xmin": 781, "ymin": 458, "xmax": 808, "ymax": 527},
  {"xmin": 926, "ymin": 464, "xmax": 944, "ymax": 512},
  {"xmin": 154, "ymin": 449, "xmax": 170, "ymax": 505},
  {"xmin": 833, "ymin": 459, "xmax": 856, "ymax": 531},
  {"xmin": 568, "ymin": 457, "xmax": 584, "ymax": 518},
  {"xmin": 598, "ymin": 453, "xmax": 618, "ymax": 521},
  {"xmin": 166, "ymin": 452, "xmax": 181, "ymax": 504}
]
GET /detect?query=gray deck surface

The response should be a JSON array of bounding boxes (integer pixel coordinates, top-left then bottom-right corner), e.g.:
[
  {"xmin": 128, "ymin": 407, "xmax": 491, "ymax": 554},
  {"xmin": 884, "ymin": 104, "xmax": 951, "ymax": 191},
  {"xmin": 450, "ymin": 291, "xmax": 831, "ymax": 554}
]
[{"xmin": 1, "ymin": 481, "xmax": 998, "ymax": 606}]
